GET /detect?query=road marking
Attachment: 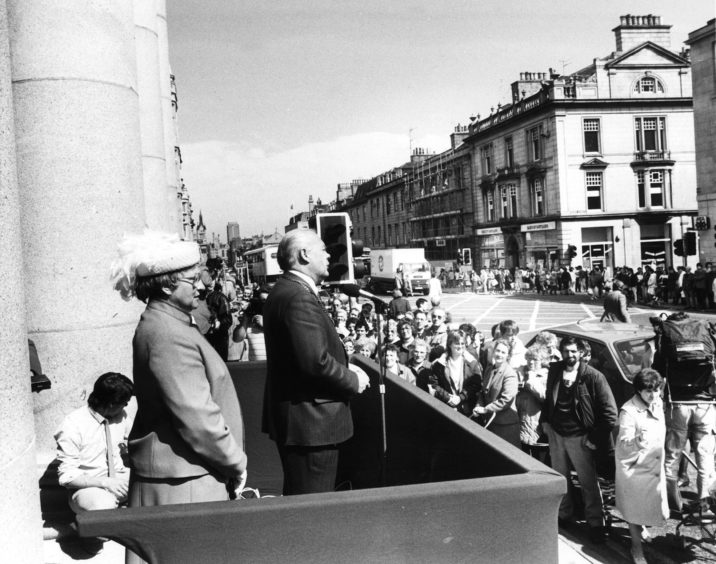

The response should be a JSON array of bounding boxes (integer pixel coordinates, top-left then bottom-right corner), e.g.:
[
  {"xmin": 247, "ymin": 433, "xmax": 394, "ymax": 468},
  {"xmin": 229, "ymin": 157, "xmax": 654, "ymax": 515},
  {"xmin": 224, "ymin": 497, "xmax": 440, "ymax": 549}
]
[
  {"xmin": 446, "ymin": 295, "xmax": 477, "ymax": 313},
  {"xmin": 472, "ymin": 298, "xmax": 505, "ymax": 326},
  {"xmin": 528, "ymin": 301, "xmax": 540, "ymax": 331},
  {"xmin": 581, "ymin": 303, "xmax": 596, "ymax": 319}
]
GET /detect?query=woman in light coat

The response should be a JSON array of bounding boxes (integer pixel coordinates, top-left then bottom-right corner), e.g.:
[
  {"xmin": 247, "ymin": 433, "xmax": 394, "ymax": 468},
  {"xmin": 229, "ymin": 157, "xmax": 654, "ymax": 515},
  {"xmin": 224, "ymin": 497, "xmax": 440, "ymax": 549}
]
[
  {"xmin": 473, "ymin": 339, "xmax": 520, "ymax": 448},
  {"xmin": 615, "ymin": 368, "xmax": 668, "ymax": 564}
]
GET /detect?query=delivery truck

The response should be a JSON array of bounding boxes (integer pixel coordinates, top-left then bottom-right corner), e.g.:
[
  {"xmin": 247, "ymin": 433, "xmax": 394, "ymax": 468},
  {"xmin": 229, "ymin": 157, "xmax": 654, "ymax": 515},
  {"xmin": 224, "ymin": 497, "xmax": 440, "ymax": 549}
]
[{"xmin": 368, "ymin": 248, "xmax": 432, "ymax": 295}]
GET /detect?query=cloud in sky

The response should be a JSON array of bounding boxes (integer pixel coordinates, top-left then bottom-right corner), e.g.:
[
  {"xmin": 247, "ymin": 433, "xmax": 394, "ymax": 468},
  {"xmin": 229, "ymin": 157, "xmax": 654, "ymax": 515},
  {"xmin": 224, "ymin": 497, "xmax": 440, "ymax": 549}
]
[{"xmin": 182, "ymin": 131, "xmax": 447, "ymax": 238}]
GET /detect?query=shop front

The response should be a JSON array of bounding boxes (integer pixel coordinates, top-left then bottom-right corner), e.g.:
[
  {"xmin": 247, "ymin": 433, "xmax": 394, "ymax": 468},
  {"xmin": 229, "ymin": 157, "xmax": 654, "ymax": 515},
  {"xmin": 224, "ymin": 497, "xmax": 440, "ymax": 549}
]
[
  {"xmin": 476, "ymin": 227, "xmax": 505, "ymax": 269},
  {"xmin": 522, "ymin": 221, "xmax": 559, "ymax": 271},
  {"xmin": 581, "ymin": 226, "xmax": 614, "ymax": 272}
]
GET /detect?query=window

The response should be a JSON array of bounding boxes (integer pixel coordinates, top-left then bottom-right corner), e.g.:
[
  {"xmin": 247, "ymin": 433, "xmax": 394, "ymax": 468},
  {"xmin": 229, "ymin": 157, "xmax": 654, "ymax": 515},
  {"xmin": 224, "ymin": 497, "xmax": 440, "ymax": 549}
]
[
  {"xmin": 635, "ymin": 117, "xmax": 667, "ymax": 153},
  {"xmin": 481, "ymin": 144, "xmax": 493, "ymax": 175},
  {"xmin": 499, "ymin": 184, "xmax": 517, "ymax": 219},
  {"xmin": 583, "ymin": 119, "xmax": 601, "ymax": 153},
  {"xmin": 585, "ymin": 172, "xmax": 603, "ymax": 210},
  {"xmin": 387, "ymin": 225, "xmax": 392, "ymax": 245},
  {"xmin": 485, "ymin": 191, "xmax": 495, "ymax": 222},
  {"xmin": 637, "ymin": 170, "xmax": 665, "ymax": 208},
  {"xmin": 505, "ymin": 137, "xmax": 514, "ymax": 168},
  {"xmin": 633, "ymin": 76, "xmax": 664, "ymax": 94},
  {"xmin": 530, "ymin": 177, "xmax": 544, "ymax": 216},
  {"xmin": 527, "ymin": 125, "xmax": 543, "ymax": 161},
  {"xmin": 500, "ymin": 186, "xmax": 509, "ymax": 218}
]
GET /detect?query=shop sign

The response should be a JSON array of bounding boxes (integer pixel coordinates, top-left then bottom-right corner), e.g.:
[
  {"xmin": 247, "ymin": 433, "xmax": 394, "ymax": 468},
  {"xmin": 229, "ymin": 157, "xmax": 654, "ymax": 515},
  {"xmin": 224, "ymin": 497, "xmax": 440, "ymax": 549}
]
[
  {"xmin": 520, "ymin": 221, "xmax": 556, "ymax": 232},
  {"xmin": 476, "ymin": 227, "xmax": 502, "ymax": 236}
]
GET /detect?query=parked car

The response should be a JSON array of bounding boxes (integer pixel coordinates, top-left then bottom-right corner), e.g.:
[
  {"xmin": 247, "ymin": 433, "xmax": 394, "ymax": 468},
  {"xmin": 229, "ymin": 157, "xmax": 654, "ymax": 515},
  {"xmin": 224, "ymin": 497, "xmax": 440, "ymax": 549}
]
[{"xmin": 525, "ymin": 317, "xmax": 656, "ymax": 407}]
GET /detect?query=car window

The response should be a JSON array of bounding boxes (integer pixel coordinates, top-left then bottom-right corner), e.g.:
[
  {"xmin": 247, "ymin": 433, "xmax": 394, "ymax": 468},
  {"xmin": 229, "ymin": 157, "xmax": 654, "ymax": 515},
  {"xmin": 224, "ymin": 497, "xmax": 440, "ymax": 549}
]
[
  {"xmin": 582, "ymin": 340, "xmax": 618, "ymax": 380},
  {"xmin": 613, "ymin": 338, "xmax": 655, "ymax": 382}
]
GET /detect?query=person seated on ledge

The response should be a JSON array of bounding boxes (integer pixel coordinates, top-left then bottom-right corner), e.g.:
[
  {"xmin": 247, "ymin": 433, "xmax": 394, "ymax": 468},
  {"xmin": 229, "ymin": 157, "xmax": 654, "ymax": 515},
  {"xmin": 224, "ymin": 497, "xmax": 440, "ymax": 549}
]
[{"xmin": 54, "ymin": 372, "xmax": 134, "ymax": 513}]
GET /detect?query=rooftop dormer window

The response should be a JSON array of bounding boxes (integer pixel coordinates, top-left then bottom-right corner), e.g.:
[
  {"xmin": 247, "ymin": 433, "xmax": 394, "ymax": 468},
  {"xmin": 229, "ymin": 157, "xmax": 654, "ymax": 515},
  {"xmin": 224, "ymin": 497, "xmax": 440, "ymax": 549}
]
[{"xmin": 633, "ymin": 76, "xmax": 664, "ymax": 95}]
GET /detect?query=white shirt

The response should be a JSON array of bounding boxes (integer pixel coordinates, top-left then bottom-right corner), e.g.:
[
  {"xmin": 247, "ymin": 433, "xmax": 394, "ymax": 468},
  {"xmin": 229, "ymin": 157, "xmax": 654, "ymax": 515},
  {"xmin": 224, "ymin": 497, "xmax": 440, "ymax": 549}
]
[
  {"xmin": 290, "ymin": 269, "xmax": 319, "ymax": 295},
  {"xmin": 561, "ymin": 369, "xmax": 578, "ymax": 388},
  {"xmin": 54, "ymin": 405, "xmax": 133, "ymax": 486}
]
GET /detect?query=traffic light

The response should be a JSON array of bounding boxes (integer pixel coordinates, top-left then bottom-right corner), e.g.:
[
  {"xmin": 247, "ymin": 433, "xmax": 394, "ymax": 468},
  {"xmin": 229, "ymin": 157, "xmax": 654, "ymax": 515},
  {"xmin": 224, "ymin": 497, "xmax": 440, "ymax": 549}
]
[
  {"xmin": 684, "ymin": 231, "xmax": 697, "ymax": 256},
  {"xmin": 695, "ymin": 216, "xmax": 710, "ymax": 230},
  {"xmin": 566, "ymin": 244, "xmax": 577, "ymax": 260},
  {"xmin": 462, "ymin": 248, "xmax": 472, "ymax": 266},
  {"xmin": 314, "ymin": 212, "xmax": 364, "ymax": 284},
  {"xmin": 673, "ymin": 239, "xmax": 684, "ymax": 256}
]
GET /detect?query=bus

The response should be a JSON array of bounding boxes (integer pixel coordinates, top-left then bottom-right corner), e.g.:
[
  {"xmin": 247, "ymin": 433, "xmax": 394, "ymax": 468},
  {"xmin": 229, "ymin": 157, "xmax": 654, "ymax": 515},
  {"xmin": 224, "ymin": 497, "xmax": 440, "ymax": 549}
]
[{"xmin": 243, "ymin": 245, "xmax": 282, "ymax": 285}]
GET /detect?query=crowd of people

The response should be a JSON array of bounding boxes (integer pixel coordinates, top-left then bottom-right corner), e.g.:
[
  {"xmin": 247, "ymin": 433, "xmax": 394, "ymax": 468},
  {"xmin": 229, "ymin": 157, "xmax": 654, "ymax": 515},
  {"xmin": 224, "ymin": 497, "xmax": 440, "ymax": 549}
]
[
  {"xmin": 51, "ymin": 231, "xmax": 716, "ymax": 562},
  {"xmin": 435, "ymin": 262, "xmax": 716, "ymax": 312}
]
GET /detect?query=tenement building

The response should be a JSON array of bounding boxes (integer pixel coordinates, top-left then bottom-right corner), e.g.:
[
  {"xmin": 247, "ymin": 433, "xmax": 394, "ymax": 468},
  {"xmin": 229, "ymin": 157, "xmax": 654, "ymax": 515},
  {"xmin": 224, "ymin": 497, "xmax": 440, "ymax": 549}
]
[
  {"xmin": 466, "ymin": 14, "xmax": 697, "ymax": 272},
  {"xmin": 686, "ymin": 19, "xmax": 716, "ymax": 265},
  {"xmin": 342, "ymin": 128, "xmax": 474, "ymax": 267}
]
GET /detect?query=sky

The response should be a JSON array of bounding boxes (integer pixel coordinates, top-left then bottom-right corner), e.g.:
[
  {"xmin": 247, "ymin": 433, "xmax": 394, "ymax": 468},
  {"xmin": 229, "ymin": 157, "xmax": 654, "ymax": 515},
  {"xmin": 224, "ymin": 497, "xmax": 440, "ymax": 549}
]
[{"xmin": 167, "ymin": 0, "xmax": 715, "ymax": 239}]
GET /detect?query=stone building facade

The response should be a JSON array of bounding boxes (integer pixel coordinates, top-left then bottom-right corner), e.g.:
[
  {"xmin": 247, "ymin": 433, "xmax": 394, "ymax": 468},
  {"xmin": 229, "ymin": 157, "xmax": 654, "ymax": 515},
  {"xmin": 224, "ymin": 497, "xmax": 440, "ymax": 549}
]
[
  {"xmin": 687, "ymin": 19, "xmax": 716, "ymax": 264},
  {"xmin": 467, "ymin": 15, "xmax": 698, "ymax": 272},
  {"xmin": 0, "ymin": 1, "xmax": 194, "ymax": 557},
  {"xmin": 341, "ymin": 129, "xmax": 474, "ymax": 268}
]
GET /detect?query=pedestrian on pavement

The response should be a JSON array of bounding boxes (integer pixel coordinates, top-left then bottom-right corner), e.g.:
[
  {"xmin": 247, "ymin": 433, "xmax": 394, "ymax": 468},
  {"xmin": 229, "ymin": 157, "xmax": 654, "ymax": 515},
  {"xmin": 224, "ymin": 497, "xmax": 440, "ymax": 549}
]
[
  {"xmin": 473, "ymin": 339, "xmax": 520, "ymax": 447},
  {"xmin": 600, "ymin": 280, "xmax": 631, "ymax": 323},
  {"xmin": 615, "ymin": 368, "xmax": 668, "ymax": 564},
  {"xmin": 540, "ymin": 336, "xmax": 618, "ymax": 543}
]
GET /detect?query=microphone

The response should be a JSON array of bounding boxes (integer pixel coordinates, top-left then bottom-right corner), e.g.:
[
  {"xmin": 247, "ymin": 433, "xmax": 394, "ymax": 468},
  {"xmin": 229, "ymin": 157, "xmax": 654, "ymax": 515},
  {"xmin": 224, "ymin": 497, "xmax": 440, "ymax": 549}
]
[{"xmin": 336, "ymin": 283, "xmax": 389, "ymax": 306}]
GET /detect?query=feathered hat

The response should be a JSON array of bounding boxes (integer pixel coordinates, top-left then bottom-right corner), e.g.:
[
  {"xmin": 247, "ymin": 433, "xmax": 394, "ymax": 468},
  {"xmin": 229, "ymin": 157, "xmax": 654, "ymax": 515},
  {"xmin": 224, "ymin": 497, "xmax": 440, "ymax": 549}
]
[{"xmin": 110, "ymin": 230, "xmax": 200, "ymax": 301}]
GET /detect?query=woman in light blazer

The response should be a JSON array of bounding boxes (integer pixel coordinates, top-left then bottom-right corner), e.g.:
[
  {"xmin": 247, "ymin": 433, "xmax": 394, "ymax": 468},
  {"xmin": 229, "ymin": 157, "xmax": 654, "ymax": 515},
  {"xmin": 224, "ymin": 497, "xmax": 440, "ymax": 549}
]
[{"xmin": 473, "ymin": 339, "xmax": 520, "ymax": 447}]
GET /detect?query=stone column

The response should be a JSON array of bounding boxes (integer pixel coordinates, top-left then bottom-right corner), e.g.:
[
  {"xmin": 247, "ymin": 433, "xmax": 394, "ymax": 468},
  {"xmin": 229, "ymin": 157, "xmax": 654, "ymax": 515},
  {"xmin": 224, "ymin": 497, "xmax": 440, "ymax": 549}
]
[
  {"xmin": 156, "ymin": 0, "xmax": 181, "ymax": 235},
  {"xmin": 135, "ymin": 0, "xmax": 171, "ymax": 231},
  {"xmin": 9, "ymin": 0, "xmax": 146, "ymax": 454},
  {"xmin": 0, "ymin": 2, "xmax": 43, "ymax": 559}
]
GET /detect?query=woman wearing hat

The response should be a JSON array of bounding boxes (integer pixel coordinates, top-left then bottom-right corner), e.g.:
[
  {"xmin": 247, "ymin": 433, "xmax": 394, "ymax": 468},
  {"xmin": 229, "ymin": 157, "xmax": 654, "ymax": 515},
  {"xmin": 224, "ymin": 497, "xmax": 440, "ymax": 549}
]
[{"xmin": 111, "ymin": 232, "xmax": 247, "ymax": 561}]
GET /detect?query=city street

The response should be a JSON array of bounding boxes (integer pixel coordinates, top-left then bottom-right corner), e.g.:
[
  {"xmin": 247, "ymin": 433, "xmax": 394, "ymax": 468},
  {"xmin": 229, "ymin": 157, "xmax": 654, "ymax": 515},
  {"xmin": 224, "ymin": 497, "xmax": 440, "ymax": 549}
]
[
  {"xmin": 387, "ymin": 288, "xmax": 716, "ymax": 334},
  {"xmin": 389, "ymin": 289, "xmax": 648, "ymax": 334}
]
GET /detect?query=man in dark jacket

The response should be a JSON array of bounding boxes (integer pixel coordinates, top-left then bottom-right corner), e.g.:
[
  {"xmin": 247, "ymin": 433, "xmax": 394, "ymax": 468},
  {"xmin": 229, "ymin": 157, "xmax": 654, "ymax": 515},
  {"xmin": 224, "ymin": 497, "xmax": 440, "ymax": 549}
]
[
  {"xmin": 540, "ymin": 336, "xmax": 617, "ymax": 543},
  {"xmin": 600, "ymin": 280, "xmax": 631, "ymax": 323},
  {"xmin": 388, "ymin": 289, "xmax": 411, "ymax": 319},
  {"xmin": 262, "ymin": 229, "xmax": 370, "ymax": 495}
]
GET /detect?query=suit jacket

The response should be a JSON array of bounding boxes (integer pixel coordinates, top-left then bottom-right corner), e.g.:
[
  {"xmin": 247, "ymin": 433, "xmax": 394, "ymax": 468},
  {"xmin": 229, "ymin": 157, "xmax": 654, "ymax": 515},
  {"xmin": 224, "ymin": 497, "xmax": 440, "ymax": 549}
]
[
  {"xmin": 601, "ymin": 290, "xmax": 630, "ymax": 322},
  {"xmin": 262, "ymin": 273, "xmax": 359, "ymax": 446},
  {"xmin": 130, "ymin": 300, "xmax": 247, "ymax": 480}
]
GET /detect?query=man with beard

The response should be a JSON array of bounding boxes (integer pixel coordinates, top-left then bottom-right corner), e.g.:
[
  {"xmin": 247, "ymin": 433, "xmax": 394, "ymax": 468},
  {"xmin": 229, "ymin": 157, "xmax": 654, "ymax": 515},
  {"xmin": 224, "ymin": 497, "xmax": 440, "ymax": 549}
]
[{"xmin": 540, "ymin": 336, "xmax": 617, "ymax": 543}]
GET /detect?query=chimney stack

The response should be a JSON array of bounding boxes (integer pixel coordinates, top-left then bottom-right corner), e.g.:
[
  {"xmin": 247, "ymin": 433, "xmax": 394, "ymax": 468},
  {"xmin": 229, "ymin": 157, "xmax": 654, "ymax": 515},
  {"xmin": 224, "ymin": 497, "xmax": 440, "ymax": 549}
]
[{"xmin": 613, "ymin": 14, "xmax": 671, "ymax": 53}]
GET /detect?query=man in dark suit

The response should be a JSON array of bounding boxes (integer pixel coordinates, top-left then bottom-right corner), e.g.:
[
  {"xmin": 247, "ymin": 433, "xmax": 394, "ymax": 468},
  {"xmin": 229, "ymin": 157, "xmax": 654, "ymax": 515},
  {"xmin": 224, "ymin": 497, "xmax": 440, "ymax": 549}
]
[{"xmin": 263, "ymin": 229, "xmax": 370, "ymax": 495}]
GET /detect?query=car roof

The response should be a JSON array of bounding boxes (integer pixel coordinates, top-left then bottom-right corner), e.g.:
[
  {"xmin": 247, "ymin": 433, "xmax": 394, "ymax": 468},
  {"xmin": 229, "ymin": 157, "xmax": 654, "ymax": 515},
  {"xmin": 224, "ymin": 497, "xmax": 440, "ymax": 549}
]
[{"xmin": 539, "ymin": 318, "xmax": 655, "ymax": 341}]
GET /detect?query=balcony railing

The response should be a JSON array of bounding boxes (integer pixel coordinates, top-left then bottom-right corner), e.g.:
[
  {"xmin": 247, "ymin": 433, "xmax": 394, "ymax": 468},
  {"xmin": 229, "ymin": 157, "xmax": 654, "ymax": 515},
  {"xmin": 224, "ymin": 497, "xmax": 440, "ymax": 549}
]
[{"xmin": 633, "ymin": 150, "xmax": 671, "ymax": 162}]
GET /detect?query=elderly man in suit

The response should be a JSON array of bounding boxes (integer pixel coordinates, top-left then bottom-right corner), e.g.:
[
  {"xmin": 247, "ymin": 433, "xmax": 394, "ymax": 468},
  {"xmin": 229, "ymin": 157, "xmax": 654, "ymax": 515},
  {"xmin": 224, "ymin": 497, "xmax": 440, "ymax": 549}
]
[
  {"xmin": 263, "ymin": 229, "xmax": 370, "ymax": 495},
  {"xmin": 111, "ymin": 232, "xmax": 248, "ymax": 564}
]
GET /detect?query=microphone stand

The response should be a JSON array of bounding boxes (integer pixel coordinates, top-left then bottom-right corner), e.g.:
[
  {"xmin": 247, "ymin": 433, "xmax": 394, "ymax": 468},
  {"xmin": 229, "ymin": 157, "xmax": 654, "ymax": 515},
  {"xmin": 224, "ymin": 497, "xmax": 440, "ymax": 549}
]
[
  {"xmin": 371, "ymin": 301, "xmax": 389, "ymax": 487},
  {"xmin": 330, "ymin": 282, "xmax": 390, "ymax": 487}
]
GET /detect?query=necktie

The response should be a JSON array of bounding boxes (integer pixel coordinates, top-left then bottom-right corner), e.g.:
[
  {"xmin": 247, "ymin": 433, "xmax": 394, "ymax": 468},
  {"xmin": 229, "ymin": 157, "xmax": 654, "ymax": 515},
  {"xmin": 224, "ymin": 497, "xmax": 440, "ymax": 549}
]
[{"xmin": 103, "ymin": 419, "xmax": 116, "ymax": 478}]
